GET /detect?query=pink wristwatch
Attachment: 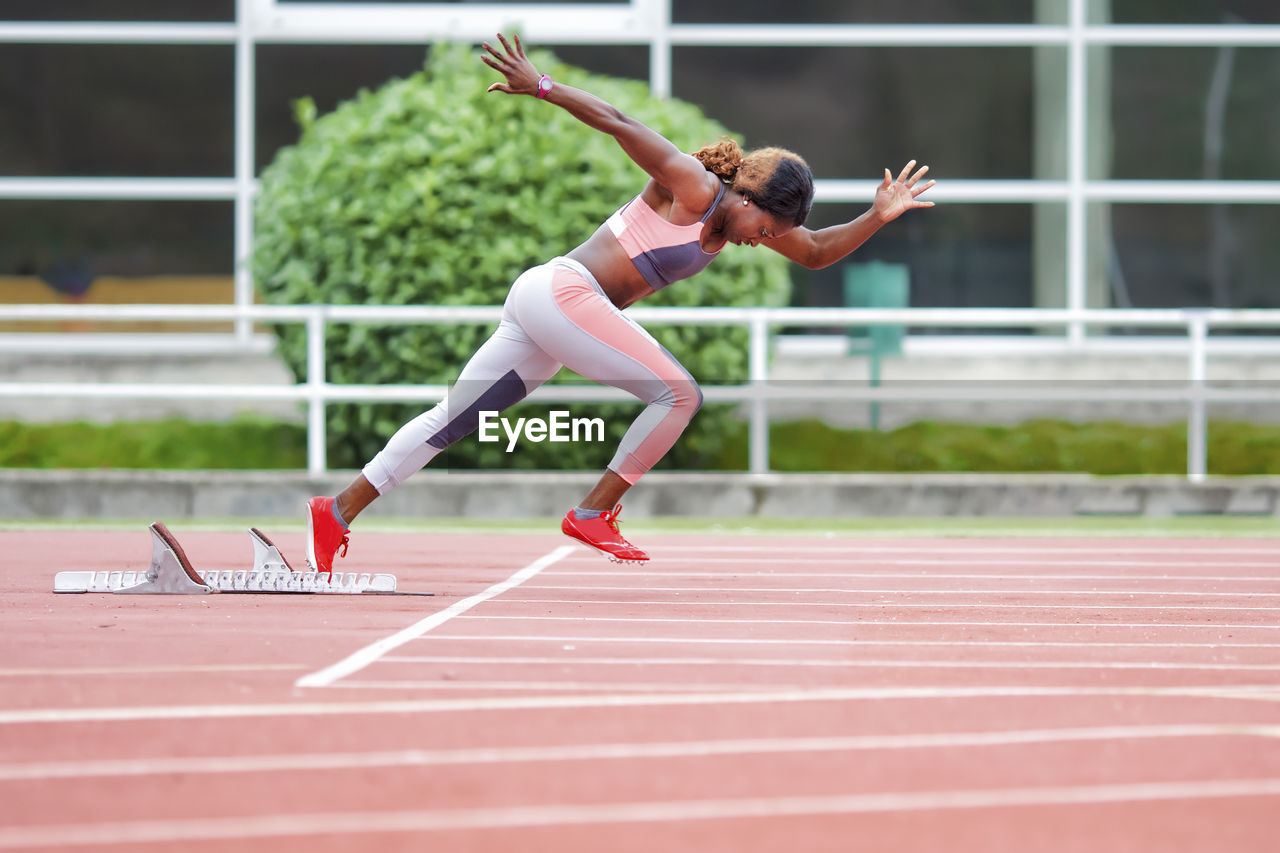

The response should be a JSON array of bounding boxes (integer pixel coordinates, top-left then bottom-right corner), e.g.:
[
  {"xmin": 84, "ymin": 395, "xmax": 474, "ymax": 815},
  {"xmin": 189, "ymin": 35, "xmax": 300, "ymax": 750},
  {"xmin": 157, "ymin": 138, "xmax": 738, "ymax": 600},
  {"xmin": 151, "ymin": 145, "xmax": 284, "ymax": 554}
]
[{"xmin": 535, "ymin": 74, "xmax": 553, "ymax": 99}]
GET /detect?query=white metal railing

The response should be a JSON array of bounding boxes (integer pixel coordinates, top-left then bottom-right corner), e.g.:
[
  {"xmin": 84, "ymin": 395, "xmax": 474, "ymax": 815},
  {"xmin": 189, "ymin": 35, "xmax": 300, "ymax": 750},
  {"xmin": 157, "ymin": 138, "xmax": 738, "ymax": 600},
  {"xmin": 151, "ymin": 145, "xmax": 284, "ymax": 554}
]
[{"xmin": 3, "ymin": 303, "xmax": 1279, "ymax": 482}]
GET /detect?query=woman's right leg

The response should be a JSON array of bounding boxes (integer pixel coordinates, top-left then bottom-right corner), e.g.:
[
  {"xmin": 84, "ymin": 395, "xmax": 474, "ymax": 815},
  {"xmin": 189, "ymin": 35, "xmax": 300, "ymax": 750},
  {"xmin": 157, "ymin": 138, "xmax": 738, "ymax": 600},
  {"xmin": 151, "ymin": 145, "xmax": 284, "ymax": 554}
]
[
  {"xmin": 331, "ymin": 319, "xmax": 552, "ymax": 524},
  {"xmin": 358, "ymin": 320, "xmax": 561, "ymax": 501},
  {"xmin": 307, "ymin": 278, "xmax": 562, "ymax": 572}
]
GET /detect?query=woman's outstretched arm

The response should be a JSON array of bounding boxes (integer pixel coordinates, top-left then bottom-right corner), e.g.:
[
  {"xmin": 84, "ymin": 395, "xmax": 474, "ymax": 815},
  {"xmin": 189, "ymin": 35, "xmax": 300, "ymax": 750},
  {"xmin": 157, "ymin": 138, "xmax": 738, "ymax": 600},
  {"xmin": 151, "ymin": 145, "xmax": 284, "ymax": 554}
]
[{"xmin": 481, "ymin": 33, "xmax": 714, "ymax": 206}]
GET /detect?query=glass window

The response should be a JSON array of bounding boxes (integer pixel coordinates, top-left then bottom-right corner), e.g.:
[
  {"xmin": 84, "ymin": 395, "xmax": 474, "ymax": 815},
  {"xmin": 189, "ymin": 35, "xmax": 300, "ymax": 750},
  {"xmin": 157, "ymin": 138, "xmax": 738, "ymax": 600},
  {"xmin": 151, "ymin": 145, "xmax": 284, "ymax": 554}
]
[
  {"xmin": 1109, "ymin": 203, "xmax": 1280, "ymax": 309},
  {"xmin": 1109, "ymin": 0, "xmax": 1280, "ymax": 25},
  {"xmin": 0, "ymin": 45, "xmax": 233, "ymax": 177},
  {"xmin": 676, "ymin": 0, "xmax": 1034, "ymax": 24},
  {"xmin": 1110, "ymin": 47, "xmax": 1280, "ymax": 180},
  {"xmin": 0, "ymin": 1, "xmax": 234, "ymax": 21},
  {"xmin": 673, "ymin": 47, "xmax": 1035, "ymax": 182}
]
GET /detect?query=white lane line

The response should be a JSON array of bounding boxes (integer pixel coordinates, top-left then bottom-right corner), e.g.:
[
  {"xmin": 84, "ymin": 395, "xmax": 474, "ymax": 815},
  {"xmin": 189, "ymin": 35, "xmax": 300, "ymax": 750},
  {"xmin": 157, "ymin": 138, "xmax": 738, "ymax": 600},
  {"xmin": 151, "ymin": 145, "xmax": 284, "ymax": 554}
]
[
  {"xmin": 450, "ymin": 613, "xmax": 1280, "ymax": 631},
  {"xmin": 294, "ymin": 546, "xmax": 574, "ymax": 689},
  {"xmin": 546, "ymin": 570, "xmax": 1280, "ymax": 583},
  {"xmin": 639, "ymin": 545, "xmax": 1280, "ymax": 555},
  {"xmin": 5, "ymin": 778, "xmax": 1280, "ymax": 846},
  {"xmin": 442, "ymin": 614, "xmax": 1280, "ymax": 640},
  {"xmin": 4, "ymin": 724, "xmax": 1275, "ymax": 781},
  {"xmin": 387, "ymin": 643, "xmax": 1280, "ymax": 663},
  {"xmin": 4, "ymin": 685, "xmax": 1279, "ymax": 725},
  {"xmin": 614, "ymin": 556, "xmax": 1280, "ymax": 568},
  {"xmin": 330, "ymin": 680, "xmax": 813, "ymax": 691},
  {"xmin": 419, "ymin": 634, "xmax": 1280, "ymax": 649},
  {"xmin": 645, "ymin": 540, "xmax": 1280, "ymax": 555},
  {"xmin": 336, "ymin": 658, "xmax": 1280, "ymax": 685},
  {"xmin": 0, "ymin": 664, "xmax": 305, "ymax": 677},
  {"xmin": 458, "ymin": 614, "xmax": 941, "ymax": 626},
  {"xmin": 524, "ymin": 584, "xmax": 1280, "ymax": 598},
  {"xmin": 449, "ymin": 613, "xmax": 1280, "ymax": 634},
  {"xmin": 477, "ymin": 595, "xmax": 1280, "ymax": 613}
]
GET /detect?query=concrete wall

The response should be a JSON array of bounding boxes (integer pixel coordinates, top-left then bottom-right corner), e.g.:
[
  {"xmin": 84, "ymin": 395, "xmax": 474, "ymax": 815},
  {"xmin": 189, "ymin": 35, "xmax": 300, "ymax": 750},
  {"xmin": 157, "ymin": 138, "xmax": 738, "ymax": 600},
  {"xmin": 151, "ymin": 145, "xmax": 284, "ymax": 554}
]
[{"xmin": 2, "ymin": 469, "xmax": 1276, "ymax": 521}]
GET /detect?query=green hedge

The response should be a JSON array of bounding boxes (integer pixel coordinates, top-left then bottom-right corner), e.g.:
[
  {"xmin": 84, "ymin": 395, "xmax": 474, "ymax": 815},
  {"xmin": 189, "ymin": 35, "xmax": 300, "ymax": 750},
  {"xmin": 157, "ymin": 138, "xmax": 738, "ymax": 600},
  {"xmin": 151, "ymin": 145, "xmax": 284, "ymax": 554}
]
[{"xmin": 252, "ymin": 42, "xmax": 791, "ymax": 472}]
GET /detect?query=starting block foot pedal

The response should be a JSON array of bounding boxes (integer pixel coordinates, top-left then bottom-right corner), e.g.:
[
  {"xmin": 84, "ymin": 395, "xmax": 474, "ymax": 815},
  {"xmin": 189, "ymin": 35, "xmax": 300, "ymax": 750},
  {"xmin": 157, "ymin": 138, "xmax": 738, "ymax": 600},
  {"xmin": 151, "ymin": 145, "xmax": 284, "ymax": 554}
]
[
  {"xmin": 248, "ymin": 527, "xmax": 296, "ymax": 574},
  {"xmin": 54, "ymin": 522, "xmax": 212, "ymax": 594}
]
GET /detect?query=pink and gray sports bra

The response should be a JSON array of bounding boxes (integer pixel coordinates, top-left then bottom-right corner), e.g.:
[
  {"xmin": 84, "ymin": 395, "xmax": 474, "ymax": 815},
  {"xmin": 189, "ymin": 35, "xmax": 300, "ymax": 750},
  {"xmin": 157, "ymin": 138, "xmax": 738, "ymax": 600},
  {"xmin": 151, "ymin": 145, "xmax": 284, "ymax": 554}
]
[{"xmin": 605, "ymin": 182, "xmax": 726, "ymax": 291}]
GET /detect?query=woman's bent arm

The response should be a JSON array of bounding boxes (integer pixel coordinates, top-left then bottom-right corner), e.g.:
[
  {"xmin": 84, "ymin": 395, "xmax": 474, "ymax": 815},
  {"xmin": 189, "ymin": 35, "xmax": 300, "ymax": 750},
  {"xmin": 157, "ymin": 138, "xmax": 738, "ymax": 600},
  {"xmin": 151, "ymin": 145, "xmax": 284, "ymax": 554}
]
[{"xmin": 767, "ymin": 160, "xmax": 936, "ymax": 269}]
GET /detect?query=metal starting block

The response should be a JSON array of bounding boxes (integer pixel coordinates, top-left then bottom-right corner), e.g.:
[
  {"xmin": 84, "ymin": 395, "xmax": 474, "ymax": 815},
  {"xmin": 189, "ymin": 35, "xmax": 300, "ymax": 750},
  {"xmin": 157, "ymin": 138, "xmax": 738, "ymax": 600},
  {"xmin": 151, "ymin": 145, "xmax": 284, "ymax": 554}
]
[{"xmin": 53, "ymin": 522, "xmax": 402, "ymax": 595}]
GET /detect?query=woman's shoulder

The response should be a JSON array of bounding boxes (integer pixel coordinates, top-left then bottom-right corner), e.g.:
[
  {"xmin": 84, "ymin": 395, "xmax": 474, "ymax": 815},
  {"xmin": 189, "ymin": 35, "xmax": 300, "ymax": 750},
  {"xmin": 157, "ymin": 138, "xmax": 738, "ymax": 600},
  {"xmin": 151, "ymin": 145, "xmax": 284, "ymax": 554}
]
[{"xmin": 640, "ymin": 170, "xmax": 722, "ymax": 224}]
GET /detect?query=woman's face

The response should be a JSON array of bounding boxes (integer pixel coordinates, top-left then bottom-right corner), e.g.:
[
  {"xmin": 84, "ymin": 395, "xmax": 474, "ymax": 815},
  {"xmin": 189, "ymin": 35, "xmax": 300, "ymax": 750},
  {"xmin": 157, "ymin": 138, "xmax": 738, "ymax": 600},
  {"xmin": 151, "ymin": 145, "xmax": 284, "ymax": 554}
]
[{"xmin": 728, "ymin": 199, "xmax": 795, "ymax": 247}]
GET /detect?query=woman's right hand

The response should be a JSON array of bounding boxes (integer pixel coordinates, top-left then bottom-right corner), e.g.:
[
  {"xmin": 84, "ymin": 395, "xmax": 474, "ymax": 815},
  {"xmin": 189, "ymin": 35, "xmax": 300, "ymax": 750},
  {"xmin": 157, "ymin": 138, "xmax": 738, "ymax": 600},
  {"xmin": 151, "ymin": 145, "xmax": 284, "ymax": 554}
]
[{"xmin": 481, "ymin": 33, "xmax": 541, "ymax": 97}]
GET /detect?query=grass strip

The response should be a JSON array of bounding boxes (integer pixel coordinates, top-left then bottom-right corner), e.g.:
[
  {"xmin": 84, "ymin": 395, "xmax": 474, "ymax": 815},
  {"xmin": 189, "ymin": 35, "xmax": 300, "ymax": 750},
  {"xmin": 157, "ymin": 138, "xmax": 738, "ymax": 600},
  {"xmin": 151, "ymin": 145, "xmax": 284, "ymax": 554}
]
[{"xmin": 4, "ymin": 417, "xmax": 1280, "ymax": 475}]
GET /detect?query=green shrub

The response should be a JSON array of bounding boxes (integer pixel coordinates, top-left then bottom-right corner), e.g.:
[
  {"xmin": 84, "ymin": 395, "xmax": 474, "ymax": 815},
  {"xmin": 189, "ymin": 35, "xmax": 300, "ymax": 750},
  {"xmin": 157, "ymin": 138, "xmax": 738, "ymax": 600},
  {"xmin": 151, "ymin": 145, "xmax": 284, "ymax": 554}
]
[
  {"xmin": 253, "ymin": 43, "xmax": 791, "ymax": 472},
  {"xmin": 712, "ymin": 419, "xmax": 1280, "ymax": 476},
  {"xmin": 0, "ymin": 418, "xmax": 306, "ymax": 469}
]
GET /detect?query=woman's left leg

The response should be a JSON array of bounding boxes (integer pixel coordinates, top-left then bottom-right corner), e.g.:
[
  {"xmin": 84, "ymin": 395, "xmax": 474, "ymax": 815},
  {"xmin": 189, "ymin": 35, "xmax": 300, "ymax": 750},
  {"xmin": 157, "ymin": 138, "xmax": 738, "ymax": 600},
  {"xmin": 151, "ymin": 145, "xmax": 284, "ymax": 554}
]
[{"xmin": 507, "ymin": 259, "xmax": 703, "ymax": 561}]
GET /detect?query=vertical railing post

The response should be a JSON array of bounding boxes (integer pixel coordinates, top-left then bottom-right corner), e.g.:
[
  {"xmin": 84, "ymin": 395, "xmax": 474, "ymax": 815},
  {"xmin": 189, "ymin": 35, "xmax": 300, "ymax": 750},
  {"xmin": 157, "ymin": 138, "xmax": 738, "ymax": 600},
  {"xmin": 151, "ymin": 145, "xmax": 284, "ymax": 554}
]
[
  {"xmin": 646, "ymin": 0, "xmax": 672, "ymax": 98},
  {"xmin": 1186, "ymin": 310, "xmax": 1209, "ymax": 483},
  {"xmin": 1065, "ymin": 0, "xmax": 1088, "ymax": 347},
  {"xmin": 748, "ymin": 311, "xmax": 770, "ymax": 475},
  {"xmin": 306, "ymin": 309, "xmax": 327, "ymax": 477},
  {"xmin": 233, "ymin": 0, "xmax": 256, "ymax": 342}
]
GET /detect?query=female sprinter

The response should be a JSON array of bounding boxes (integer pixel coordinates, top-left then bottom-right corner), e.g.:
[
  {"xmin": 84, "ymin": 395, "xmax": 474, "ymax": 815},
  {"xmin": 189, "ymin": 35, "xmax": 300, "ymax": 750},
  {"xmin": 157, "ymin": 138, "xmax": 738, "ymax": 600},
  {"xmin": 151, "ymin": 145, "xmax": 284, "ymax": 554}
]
[{"xmin": 306, "ymin": 33, "xmax": 935, "ymax": 572}]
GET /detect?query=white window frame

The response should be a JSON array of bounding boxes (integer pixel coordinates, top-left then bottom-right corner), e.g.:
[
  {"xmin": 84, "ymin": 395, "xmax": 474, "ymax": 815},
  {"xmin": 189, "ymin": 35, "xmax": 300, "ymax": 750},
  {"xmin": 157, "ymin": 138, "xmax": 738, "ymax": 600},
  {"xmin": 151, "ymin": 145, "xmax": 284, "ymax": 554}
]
[{"xmin": 2, "ymin": 0, "xmax": 1279, "ymax": 343}]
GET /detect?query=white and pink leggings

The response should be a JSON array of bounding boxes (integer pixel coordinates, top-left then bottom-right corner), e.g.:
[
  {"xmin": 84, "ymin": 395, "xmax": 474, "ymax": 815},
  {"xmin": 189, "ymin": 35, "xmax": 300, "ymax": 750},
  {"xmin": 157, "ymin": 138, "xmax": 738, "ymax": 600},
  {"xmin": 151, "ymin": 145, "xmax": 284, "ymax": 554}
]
[{"xmin": 362, "ymin": 257, "xmax": 703, "ymax": 494}]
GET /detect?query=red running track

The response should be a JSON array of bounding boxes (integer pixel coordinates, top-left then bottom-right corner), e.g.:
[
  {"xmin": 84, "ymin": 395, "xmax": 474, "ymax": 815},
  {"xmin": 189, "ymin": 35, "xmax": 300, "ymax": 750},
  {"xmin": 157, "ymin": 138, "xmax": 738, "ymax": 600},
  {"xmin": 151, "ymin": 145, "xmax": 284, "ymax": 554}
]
[{"xmin": 1, "ymin": 526, "xmax": 1279, "ymax": 851}]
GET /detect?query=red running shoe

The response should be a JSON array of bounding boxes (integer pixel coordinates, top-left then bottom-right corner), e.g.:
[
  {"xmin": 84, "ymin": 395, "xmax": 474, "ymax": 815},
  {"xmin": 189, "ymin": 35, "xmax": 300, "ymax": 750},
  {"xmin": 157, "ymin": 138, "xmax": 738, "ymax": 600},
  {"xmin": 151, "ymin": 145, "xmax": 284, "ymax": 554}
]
[
  {"xmin": 306, "ymin": 496, "xmax": 349, "ymax": 575},
  {"xmin": 561, "ymin": 504, "xmax": 649, "ymax": 564}
]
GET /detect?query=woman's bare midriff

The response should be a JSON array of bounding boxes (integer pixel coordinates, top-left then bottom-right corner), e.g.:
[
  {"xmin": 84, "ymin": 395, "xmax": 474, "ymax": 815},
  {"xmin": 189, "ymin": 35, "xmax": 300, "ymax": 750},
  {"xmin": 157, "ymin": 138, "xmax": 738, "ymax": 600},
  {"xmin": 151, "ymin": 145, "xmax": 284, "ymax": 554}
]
[{"xmin": 566, "ymin": 224, "xmax": 655, "ymax": 309}]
